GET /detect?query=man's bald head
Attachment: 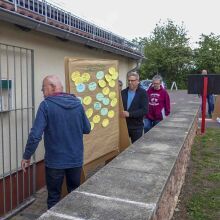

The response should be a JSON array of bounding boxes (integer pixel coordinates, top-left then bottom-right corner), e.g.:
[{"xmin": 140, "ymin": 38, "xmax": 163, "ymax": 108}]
[
  {"xmin": 42, "ymin": 75, "xmax": 63, "ymax": 97},
  {"xmin": 201, "ymin": 69, "xmax": 208, "ymax": 75}
]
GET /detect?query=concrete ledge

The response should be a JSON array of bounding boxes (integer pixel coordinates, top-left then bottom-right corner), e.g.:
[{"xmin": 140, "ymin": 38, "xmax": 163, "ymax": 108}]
[{"xmin": 38, "ymin": 91, "xmax": 200, "ymax": 220}]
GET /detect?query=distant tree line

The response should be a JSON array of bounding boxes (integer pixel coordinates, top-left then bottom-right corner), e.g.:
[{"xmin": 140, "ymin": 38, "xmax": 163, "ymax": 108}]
[{"xmin": 133, "ymin": 19, "xmax": 220, "ymax": 89}]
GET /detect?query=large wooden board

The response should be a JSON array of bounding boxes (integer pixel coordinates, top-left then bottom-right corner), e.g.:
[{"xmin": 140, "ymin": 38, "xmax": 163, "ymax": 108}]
[
  {"xmin": 65, "ymin": 58, "xmax": 120, "ymax": 165},
  {"xmin": 212, "ymin": 95, "xmax": 220, "ymax": 120}
]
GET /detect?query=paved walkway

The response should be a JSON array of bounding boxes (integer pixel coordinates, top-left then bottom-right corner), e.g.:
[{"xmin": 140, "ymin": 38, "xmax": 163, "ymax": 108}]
[
  {"xmin": 198, "ymin": 118, "xmax": 220, "ymax": 129},
  {"xmin": 10, "ymin": 188, "xmax": 47, "ymax": 220},
  {"xmin": 9, "ymin": 164, "xmax": 105, "ymax": 220}
]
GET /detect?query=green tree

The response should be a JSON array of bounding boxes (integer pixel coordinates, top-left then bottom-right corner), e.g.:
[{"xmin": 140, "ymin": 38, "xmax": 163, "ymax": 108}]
[
  {"xmin": 139, "ymin": 20, "xmax": 193, "ymax": 88},
  {"xmin": 194, "ymin": 33, "xmax": 220, "ymax": 73}
]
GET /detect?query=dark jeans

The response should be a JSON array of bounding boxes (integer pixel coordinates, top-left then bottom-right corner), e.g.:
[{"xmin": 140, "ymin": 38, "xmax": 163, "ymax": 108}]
[
  {"xmin": 45, "ymin": 166, "xmax": 82, "ymax": 209},
  {"xmin": 207, "ymin": 94, "xmax": 214, "ymax": 116},
  {"xmin": 128, "ymin": 128, "xmax": 143, "ymax": 143},
  {"xmin": 201, "ymin": 95, "xmax": 214, "ymax": 117},
  {"xmin": 144, "ymin": 118, "xmax": 160, "ymax": 133}
]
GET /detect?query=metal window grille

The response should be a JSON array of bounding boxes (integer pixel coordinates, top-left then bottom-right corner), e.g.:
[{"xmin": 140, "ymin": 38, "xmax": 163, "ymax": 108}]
[{"xmin": 0, "ymin": 42, "xmax": 35, "ymax": 218}]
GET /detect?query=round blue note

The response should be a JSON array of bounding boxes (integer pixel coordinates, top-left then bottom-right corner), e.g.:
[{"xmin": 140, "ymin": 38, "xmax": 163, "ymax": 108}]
[
  {"xmin": 100, "ymin": 108, "xmax": 108, "ymax": 116},
  {"xmin": 96, "ymin": 93, "xmax": 104, "ymax": 101},
  {"xmin": 88, "ymin": 82, "xmax": 97, "ymax": 91},
  {"xmin": 94, "ymin": 102, "xmax": 102, "ymax": 110},
  {"xmin": 96, "ymin": 71, "xmax": 104, "ymax": 80},
  {"xmin": 76, "ymin": 83, "xmax": 86, "ymax": 93},
  {"xmin": 102, "ymin": 97, "xmax": 110, "ymax": 105}
]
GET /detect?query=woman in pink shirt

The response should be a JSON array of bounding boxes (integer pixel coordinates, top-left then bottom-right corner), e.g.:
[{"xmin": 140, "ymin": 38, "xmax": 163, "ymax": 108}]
[{"xmin": 144, "ymin": 75, "xmax": 170, "ymax": 133}]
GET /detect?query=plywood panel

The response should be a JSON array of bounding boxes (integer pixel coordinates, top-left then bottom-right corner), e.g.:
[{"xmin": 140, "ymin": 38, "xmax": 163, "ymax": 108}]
[
  {"xmin": 65, "ymin": 58, "xmax": 120, "ymax": 165},
  {"xmin": 212, "ymin": 95, "xmax": 220, "ymax": 120}
]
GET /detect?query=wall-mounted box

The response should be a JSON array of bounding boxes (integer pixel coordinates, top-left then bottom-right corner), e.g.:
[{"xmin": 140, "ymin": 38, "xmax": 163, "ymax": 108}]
[{"xmin": 0, "ymin": 79, "xmax": 12, "ymax": 112}]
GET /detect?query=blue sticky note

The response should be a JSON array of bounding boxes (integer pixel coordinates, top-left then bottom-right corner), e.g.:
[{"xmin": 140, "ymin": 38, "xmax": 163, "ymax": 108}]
[
  {"xmin": 96, "ymin": 71, "xmax": 104, "ymax": 80},
  {"xmin": 100, "ymin": 108, "xmax": 108, "ymax": 116},
  {"xmin": 88, "ymin": 82, "xmax": 97, "ymax": 91},
  {"xmin": 76, "ymin": 83, "xmax": 86, "ymax": 93}
]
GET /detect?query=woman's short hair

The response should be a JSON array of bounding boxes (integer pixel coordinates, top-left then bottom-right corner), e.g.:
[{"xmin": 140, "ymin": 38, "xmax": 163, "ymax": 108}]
[{"xmin": 152, "ymin": 74, "xmax": 163, "ymax": 82}]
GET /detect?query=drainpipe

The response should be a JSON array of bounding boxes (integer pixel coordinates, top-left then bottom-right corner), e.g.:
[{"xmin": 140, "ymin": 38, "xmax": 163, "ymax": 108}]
[{"xmin": 127, "ymin": 58, "xmax": 143, "ymax": 74}]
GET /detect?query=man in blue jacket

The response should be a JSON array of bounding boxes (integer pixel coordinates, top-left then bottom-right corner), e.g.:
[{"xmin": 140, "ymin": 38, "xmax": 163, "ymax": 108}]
[
  {"xmin": 21, "ymin": 75, "xmax": 91, "ymax": 209},
  {"xmin": 121, "ymin": 71, "xmax": 148, "ymax": 143}
]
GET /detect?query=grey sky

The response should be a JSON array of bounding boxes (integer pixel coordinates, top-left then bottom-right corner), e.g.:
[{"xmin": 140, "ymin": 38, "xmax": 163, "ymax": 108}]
[{"xmin": 48, "ymin": 0, "xmax": 220, "ymax": 46}]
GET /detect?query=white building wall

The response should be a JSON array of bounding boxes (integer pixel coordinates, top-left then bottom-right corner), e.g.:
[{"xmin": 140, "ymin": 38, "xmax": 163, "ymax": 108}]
[{"xmin": 0, "ymin": 20, "xmax": 137, "ymax": 169}]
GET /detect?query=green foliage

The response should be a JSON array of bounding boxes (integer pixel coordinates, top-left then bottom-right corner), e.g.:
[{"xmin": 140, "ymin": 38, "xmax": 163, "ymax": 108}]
[
  {"xmin": 207, "ymin": 173, "xmax": 220, "ymax": 182},
  {"xmin": 136, "ymin": 20, "xmax": 220, "ymax": 89},
  {"xmin": 186, "ymin": 128, "xmax": 220, "ymax": 220},
  {"xmin": 193, "ymin": 33, "xmax": 220, "ymax": 73},
  {"xmin": 187, "ymin": 189, "xmax": 220, "ymax": 220},
  {"xmin": 139, "ymin": 20, "xmax": 193, "ymax": 88}
]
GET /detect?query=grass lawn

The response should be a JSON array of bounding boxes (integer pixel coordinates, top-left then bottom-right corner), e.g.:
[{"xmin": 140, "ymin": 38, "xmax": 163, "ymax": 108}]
[{"xmin": 172, "ymin": 128, "xmax": 220, "ymax": 220}]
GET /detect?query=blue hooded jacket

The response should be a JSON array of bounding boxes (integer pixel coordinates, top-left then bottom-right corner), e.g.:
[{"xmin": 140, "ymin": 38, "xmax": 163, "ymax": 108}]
[{"xmin": 23, "ymin": 93, "xmax": 91, "ymax": 169}]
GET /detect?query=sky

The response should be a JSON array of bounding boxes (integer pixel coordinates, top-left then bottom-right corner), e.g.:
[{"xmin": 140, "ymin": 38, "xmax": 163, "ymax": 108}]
[{"xmin": 48, "ymin": 0, "xmax": 220, "ymax": 47}]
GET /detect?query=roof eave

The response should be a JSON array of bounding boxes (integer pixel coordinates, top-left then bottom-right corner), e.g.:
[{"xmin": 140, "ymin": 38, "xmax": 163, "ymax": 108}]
[{"xmin": 0, "ymin": 8, "xmax": 144, "ymax": 60}]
